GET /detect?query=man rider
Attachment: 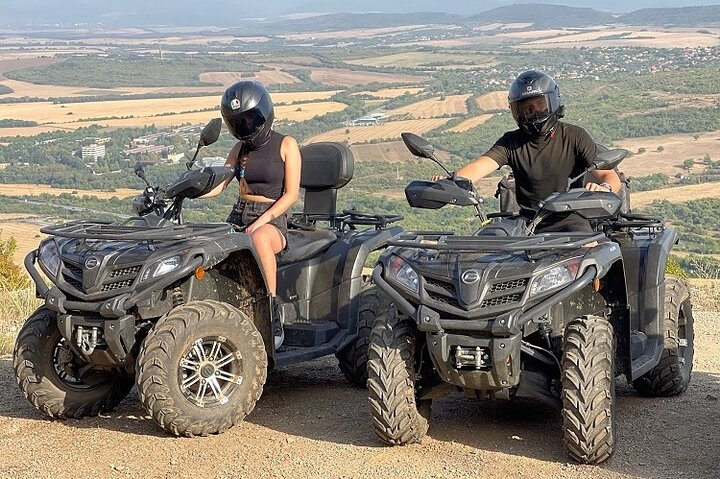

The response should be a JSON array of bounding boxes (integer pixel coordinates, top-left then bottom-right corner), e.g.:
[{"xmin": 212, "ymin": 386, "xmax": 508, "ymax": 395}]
[{"xmin": 451, "ymin": 70, "xmax": 621, "ymax": 233}]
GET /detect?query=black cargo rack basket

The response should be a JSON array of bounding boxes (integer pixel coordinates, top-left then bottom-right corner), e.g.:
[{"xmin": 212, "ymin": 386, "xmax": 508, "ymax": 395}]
[{"xmin": 387, "ymin": 231, "xmax": 607, "ymax": 253}]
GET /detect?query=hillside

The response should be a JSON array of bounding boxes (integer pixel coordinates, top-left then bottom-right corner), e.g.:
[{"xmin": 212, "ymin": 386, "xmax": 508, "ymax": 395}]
[
  {"xmin": 619, "ymin": 5, "xmax": 720, "ymax": 25},
  {"xmin": 470, "ymin": 4, "xmax": 615, "ymax": 28}
]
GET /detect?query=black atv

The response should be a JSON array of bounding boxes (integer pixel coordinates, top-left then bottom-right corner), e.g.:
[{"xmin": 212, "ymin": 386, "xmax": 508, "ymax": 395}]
[
  {"xmin": 13, "ymin": 119, "xmax": 402, "ymax": 436},
  {"xmin": 367, "ymin": 133, "xmax": 694, "ymax": 464}
]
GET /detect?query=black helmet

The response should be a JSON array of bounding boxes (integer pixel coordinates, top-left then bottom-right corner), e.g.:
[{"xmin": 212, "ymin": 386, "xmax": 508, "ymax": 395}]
[
  {"xmin": 508, "ymin": 70, "xmax": 565, "ymax": 138},
  {"xmin": 220, "ymin": 80, "xmax": 274, "ymax": 149}
]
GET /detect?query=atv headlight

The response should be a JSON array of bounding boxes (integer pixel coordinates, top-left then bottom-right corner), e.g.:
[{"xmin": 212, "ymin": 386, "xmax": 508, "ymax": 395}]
[
  {"xmin": 529, "ymin": 258, "xmax": 582, "ymax": 297},
  {"xmin": 38, "ymin": 240, "xmax": 61, "ymax": 278},
  {"xmin": 387, "ymin": 254, "xmax": 419, "ymax": 294},
  {"xmin": 140, "ymin": 254, "xmax": 183, "ymax": 282}
]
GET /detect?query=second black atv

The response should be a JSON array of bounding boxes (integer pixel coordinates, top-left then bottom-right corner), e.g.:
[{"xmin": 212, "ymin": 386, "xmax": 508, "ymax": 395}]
[
  {"xmin": 14, "ymin": 119, "xmax": 401, "ymax": 436},
  {"xmin": 366, "ymin": 133, "xmax": 694, "ymax": 464}
]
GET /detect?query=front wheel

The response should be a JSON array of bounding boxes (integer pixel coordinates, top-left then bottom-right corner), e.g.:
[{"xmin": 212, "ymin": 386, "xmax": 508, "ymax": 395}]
[
  {"xmin": 336, "ymin": 282, "xmax": 390, "ymax": 387},
  {"xmin": 367, "ymin": 310, "xmax": 429, "ymax": 445},
  {"xmin": 136, "ymin": 300, "xmax": 267, "ymax": 437},
  {"xmin": 13, "ymin": 308, "xmax": 133, "ymax": 419},
  {"xmin": 561, "ymin": 315, "xmax": 616, "ymax": 465},
  {"xmin": 632, "ymin": 275, "xmax": 694, "ymax": 397}
]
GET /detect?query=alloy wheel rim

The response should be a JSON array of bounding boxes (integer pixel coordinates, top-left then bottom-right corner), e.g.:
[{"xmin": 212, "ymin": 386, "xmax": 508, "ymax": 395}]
[{"xmin": 179, "ymin": 337, "xmax": 244, "ymax": 407}]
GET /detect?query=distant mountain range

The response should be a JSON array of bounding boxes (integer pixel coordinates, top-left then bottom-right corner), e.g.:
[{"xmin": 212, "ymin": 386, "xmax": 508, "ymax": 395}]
[
  {"xmin": 239, "ymin": 5, "xmax": 720, "ymax": 33},
  {"xmin": 1, "ymin": 2, "xmax": 720, "ymax": 29}
]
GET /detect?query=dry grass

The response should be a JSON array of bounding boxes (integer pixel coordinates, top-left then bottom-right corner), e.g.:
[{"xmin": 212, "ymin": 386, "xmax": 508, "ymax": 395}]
[
  {"xmin": 615, "ymin": 130, "xmax": 720, "ymax": 178},
  {"xmin": 632, "ymin": 184, "xmax": 720, "ymax": 208},
  {"xmin": 0, "ymin": 288, "xmax": 42, "ymax": 355},
  {"xmin": 309, "ymin": 68, "xmax": 425, "ymax": 87},
  {"xmin": 384, "ymin": 94, "xmax": 470, "ymax": 119},
  {"xmin": 307, "ymin": 118, "xmax": 450, "ymax": 144},
  {"xmin": 447, "ymin": 114, "xmax": 494, "ymax": 133},
  {"xmin": 199, "ymin": 70, "xmax": 301, "ymax": 86},
  {"xmin": 476, "ymin": 91, "xmax": 508, "ymax": 110}
]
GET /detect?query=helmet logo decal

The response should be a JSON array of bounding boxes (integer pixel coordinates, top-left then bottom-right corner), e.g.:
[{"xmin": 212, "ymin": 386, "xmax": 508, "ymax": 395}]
[{"xmin": 230, "ymin": 98, "xmax": 241, "ymax": 110}]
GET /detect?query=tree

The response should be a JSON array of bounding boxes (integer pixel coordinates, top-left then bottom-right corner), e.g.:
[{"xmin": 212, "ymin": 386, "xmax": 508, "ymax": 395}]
[
  {"xmin": 0, "ymin": 233, "xmax": 30, "ymax": 290},
  {"xmin": 683, "ymin": 159, "xmax": 695, "ymax": 170}
]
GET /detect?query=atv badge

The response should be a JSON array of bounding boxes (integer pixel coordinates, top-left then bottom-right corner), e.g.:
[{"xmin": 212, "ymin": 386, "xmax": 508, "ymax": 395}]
[{"xmin": 461, "ymin": 270, "xmax": 480, "ymax": 284}]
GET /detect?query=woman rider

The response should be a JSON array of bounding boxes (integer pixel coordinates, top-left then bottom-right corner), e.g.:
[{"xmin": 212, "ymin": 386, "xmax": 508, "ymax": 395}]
[{"xmin": 203, "ymin": 80, "xmax": 301, "ymax": 348}]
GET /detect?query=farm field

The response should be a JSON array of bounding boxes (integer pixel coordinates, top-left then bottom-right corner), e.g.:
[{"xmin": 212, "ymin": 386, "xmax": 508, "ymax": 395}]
[
  {"xmin": 0, "ymin": 97, "xmax": 347, "ymax": 137},
  {"xmin": 347, "ymin": 51, "xmax": 496, "ymax": 69},
  {"xmin": 615, "ymin": 130, "xmax": 720, "ymax": 177},
  {"xmin": 350, "ymin": 140, "xmax": 451, "ymax": 163},
  {"xmin": 307, "ymin": 118, "xmax": 450, "ymax": 144},
  {"xmin": 353, "ymin": 87, "xmax": 424, "ymax": 99},
  {"xmin": 518, "ymin": 27, "xmax": 720, "ymax": 49},
  {"xmin": 447, "ymin": 114, "xmax": 494, "ymax": 132},
  {"xmin": 475, "ymin": 91, "xmax": 507, "ymax": 110},
  {"xmin": 198, "ymin": 70, "xmax": 301, "ymax": 86},
  {"xmin": 0, "ymin": 220, "xmax": 45, "ymax": 264},
  {"xmin": 383, "ymin": 94, "xmax": 471, "ymax": 119},
  {"xmin": 0, "ymin": 184, "xmax": 139, "ymax": 199},
  {"xmin": 631, "ymin": 183, "xmax": 720, "ymax": 208},
  {"xmin": 308, "ymin": 68, "xmax": 425, "ymax": 87}
]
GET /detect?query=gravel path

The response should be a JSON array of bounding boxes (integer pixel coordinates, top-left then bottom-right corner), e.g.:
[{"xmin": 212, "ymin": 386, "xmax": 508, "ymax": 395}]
[{"xmin": 1, "ymin": 312, "xmax": 718, "ymax": 479}]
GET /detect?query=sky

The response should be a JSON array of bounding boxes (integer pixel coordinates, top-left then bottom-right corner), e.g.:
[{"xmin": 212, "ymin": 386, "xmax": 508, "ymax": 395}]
[{"xmin": 0, "ymin": 1, "xmax": 718, "ymax": 26}]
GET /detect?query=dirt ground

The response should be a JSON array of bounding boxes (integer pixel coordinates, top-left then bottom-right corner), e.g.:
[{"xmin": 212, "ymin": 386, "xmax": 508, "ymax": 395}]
[{"xmin": 0, "ymin": 309, "xmax": 718, "ymax": 479}]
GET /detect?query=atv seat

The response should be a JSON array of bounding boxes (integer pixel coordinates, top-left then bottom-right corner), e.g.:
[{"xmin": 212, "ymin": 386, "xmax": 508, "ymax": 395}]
[
  {"xmin": 278, "ymin": 142, "xmax": 353, "ymax": 264},
  {"xmin": 280, "ymin": 229, "xmax": 337, "ymax": 264}
]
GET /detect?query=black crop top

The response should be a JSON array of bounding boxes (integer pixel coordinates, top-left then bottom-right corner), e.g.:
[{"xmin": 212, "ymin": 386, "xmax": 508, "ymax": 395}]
[{"xmin": 235, "ymin": 131, "xmax": 285, "ymax": 200}]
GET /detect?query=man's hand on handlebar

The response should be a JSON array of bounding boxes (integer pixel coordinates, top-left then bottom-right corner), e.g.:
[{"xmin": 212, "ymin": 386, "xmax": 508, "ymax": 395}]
[{"xmin": 585, "ymin": 182, "xmax": 612, "ymax": 192}]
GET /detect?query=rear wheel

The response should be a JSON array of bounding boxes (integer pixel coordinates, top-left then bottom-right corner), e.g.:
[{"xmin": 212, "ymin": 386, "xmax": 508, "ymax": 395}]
[
  {"xmin": 633, "ymin": 275, "xmax": 694, "ymax": 397},
  {"xmin": 367, "ymin": 310, "xmax": 429, "ymax": 445},
  {"xmin": 13, "ymin": 307, "xmax": 133, "ymax": 419},
  {"xmin": 136, "ymin": 300, "xmax": 267, "ymax": 437},
  {"xmin": 336, "ymin": 282, "xmax": 390, "ymax": 387},
  {"xmin": 561, "ymin": 315, "xmax": 616, "ymax": 465}
]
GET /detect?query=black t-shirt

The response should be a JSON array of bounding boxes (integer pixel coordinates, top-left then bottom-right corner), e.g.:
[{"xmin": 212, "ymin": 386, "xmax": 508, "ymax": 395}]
[{"xmin": 484, "ymin": 122, "xmax": 597, "ymax": 215}]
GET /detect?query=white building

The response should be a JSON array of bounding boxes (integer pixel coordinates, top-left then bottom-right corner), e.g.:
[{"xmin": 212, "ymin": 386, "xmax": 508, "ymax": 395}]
[{"xmin": 81, "ymin": 144, "xmax": 106, "ymax": 161}]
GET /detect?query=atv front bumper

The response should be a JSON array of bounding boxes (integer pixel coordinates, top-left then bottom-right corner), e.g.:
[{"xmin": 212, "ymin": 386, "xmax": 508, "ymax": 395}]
[{"xmin": 372, "ymin": 264, "xmax": 597, "ymax": 391}]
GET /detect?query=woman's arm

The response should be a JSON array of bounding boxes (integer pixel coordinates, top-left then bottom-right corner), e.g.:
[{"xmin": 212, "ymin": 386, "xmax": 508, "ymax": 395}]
[
  {"xmin": 246, "ymin": 136, "xmax": 301, "ymax": 233},
  {"xmin": 199, "ymin": 141, "xmax": 241, "ymax": 199}
]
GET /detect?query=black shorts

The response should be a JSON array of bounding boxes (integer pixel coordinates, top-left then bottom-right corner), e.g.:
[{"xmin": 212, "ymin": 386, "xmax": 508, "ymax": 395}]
[
  {"xmin": 534, "ymin": 212, "xmax": 593, "ymax": 233},
  {"xmin": 226, "ymin": 199, "xmax": 288, "ymax": 253}
]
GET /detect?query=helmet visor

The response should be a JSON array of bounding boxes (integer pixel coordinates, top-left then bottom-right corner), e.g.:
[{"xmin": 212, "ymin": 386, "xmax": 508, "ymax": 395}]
[
  {"xmin": 511, "ymin": 95, "xmax": 551, "ymax": 124},
  {"xmin": 232, "ymin": 107, "xmax": 267, "ymax": 140}
]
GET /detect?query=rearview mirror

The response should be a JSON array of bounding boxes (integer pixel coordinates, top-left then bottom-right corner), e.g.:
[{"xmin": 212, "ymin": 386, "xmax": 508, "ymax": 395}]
[
  {"xmin": 133, "ymin": 161, "xmax": 146, "ymax": 180},
  {"xmin": 593, "ymin": 148, "xmax": 628, "ymax": 170},
  {"xmin": 401, "ymin": 132, "xmax": 434, "ymax": 159},
  {"xmin": 199, "ymin": 118, "xmax": 223, "ymax": 147}
]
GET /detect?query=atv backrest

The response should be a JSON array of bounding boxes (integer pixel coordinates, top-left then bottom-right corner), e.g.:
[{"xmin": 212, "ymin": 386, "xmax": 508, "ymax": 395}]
[{"xmin": 299, "ymin": 142, "xmax": 354, "ymax": 216}]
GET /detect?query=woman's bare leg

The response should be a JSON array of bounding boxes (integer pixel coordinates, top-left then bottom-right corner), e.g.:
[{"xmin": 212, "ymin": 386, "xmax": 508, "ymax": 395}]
[{"xmin": 250, "ymin": 224, "xmax": 286, "ymax": 295}]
